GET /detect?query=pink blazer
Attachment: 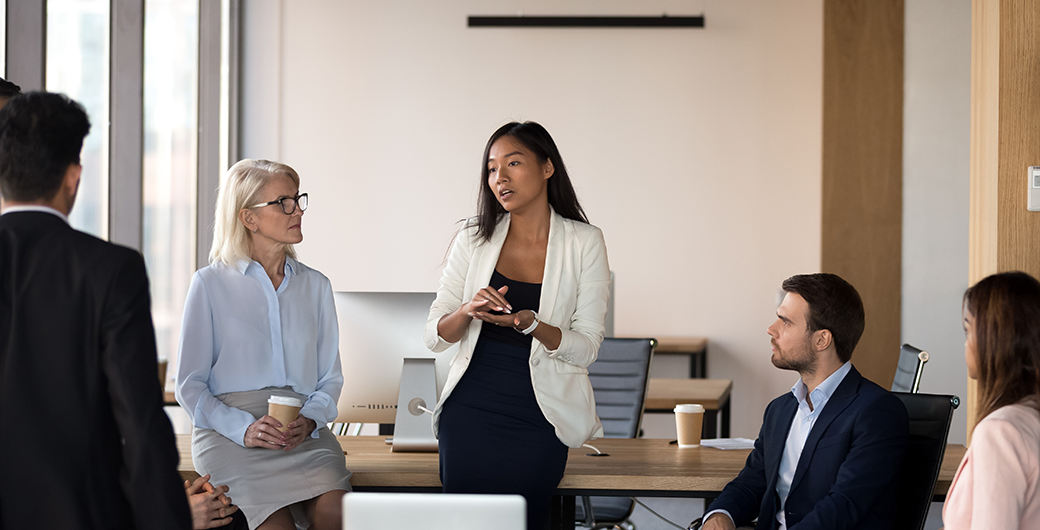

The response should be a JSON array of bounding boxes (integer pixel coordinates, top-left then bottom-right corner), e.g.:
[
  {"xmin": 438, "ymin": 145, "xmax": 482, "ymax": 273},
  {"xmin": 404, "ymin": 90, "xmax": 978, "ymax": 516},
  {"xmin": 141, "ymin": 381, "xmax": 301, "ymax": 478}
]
[{"xmin": 943, "ymin": 402, "xmax": 1040, "ymax": 529}]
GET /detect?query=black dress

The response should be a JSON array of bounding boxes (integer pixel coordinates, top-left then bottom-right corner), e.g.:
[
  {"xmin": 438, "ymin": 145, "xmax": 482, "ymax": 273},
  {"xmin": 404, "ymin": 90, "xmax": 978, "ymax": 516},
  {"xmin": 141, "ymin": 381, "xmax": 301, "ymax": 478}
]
[{"xmin": 438, "ymin": 270, "xmax": 569, "ymax": 530}]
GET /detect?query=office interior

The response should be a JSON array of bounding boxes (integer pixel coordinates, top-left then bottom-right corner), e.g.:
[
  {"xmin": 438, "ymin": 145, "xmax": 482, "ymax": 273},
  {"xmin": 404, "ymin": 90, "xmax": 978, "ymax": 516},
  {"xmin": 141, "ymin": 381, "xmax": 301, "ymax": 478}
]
[
  {"xmin": 238, "ymin": 0, "xmax": 972, "ymax": 444},
  {"xmin": 10, "ymin": 0, "xmax": 1025, "ymax": 528}
]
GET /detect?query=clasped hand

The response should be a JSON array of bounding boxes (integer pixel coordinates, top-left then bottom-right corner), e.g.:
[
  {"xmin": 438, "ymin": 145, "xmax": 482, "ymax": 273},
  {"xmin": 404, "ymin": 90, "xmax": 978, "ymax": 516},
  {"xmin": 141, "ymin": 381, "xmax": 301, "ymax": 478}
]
[
  {"xmin": 466, "ymin": 285, "xmax": 534, "ymax": 330},
  {"xmin": 244, "ymin": 414, "xmax": 316, "ymax": 451},
  {"xmin": 185, "ymin": 474, "xmax": 238, "ymax": 529}
]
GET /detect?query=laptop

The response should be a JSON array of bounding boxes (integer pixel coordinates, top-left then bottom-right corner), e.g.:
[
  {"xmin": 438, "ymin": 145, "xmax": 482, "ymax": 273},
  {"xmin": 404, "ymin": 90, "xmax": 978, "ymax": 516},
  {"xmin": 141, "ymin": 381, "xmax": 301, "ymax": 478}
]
[{"xmin": 342, "ymin": 492, "xmax": 526, "ymax": 530}]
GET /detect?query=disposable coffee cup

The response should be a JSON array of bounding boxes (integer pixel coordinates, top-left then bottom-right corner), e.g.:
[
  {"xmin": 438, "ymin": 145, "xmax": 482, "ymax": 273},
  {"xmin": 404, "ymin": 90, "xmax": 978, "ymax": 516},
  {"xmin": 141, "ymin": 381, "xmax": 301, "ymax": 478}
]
[
  {"xmin": 674, "ymin": 404, "xmax": 705, "ymax": 448},
  {"xmin": 268, "ymin": 396, "xmax": 303, "ymax": 432}
]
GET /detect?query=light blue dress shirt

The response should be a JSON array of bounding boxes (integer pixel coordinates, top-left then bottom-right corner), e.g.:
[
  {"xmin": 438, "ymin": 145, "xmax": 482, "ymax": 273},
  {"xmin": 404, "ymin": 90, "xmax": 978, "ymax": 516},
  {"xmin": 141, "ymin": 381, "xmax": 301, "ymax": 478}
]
[
  {"xmin": 175, "ymin": 257, "xmax": 343, "ymax": 447},
  {"xmin": 774, "ymin": 361, "xmax": 851, "ymax": 529}
]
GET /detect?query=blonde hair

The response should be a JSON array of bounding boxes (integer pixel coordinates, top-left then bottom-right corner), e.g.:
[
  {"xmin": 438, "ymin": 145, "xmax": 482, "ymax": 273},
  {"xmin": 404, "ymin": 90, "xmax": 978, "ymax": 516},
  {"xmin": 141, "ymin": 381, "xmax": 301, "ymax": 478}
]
[{"xmin": 209, "ymin": 159, "xmax": 301, "ymax": 266}]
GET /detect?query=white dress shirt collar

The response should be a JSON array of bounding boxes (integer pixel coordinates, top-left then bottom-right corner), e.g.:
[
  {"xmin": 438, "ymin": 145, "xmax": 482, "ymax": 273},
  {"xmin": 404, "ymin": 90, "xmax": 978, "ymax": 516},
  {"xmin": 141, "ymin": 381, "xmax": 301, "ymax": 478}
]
[{"xmin": 0, "ymin": 204, "xmax": 69, "ymax": 224}]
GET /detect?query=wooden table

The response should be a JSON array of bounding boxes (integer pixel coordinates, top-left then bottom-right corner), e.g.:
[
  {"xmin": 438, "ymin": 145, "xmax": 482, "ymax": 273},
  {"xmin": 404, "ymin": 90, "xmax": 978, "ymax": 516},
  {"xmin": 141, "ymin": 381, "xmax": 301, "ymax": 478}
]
[
  {"xmin": 645, "ymin": 378, "xmax": 732, "ymax": 438},
  {"xmin": 176, "ymin": 436, "xmax": 966, "ymax": 527},
  {"xmin": 653, "ymin": 336, "xmax": 709, "ymax": 378}
]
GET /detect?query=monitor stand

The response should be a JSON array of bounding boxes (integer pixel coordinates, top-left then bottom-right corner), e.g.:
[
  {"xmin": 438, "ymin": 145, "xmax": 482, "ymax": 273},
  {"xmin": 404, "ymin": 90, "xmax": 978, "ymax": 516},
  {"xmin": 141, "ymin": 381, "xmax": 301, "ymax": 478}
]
[{"xmin": 390, "ymin": 358, "xmax": 439, "ymax": 452}]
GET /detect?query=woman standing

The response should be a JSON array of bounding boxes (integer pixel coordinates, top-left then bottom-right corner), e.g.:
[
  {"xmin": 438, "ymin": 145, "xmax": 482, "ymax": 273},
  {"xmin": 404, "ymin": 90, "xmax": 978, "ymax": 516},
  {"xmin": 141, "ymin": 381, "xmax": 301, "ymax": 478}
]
[
  {"xmin": 424, "ymin": 122, "xmax": 610, "ymax": 530},
  {"xmin": 176, "ymin": 159, "xmax": 350, "ymax": 530},
  {"xmin": 943, "ymin": 271, "xmax": 1040, "ymax": 529}
]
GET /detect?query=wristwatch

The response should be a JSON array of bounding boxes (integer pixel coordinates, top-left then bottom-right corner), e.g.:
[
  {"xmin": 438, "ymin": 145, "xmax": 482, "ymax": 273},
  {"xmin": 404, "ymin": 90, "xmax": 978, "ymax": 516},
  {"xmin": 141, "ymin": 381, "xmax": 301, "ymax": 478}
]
[{"xmin": 519, "ymin": 311, "xmax": 540, "ymax": 335}]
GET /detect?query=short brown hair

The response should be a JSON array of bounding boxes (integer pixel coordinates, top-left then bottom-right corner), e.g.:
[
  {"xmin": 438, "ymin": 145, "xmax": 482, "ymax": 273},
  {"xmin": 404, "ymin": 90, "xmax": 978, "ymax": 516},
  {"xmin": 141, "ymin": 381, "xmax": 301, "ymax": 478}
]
[
  {"xmin": 781, "ymin": 273, "xmax": 865, "ymax": 363},
  {"xmin": 964, "ymin": 271, "xmax": 1040, "ymax": 423}
]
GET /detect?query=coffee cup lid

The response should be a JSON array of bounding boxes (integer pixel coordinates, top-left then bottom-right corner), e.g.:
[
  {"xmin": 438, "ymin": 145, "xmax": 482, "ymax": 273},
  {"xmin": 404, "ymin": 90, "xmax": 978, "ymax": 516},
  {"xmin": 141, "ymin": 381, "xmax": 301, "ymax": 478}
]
[
  {"xmin": 674, "ymin": 403, "xmax": 705, "ymax": 413},
  {"xmin": 268, "ymin": 396, "xmax": 303, "ymax": 407}
]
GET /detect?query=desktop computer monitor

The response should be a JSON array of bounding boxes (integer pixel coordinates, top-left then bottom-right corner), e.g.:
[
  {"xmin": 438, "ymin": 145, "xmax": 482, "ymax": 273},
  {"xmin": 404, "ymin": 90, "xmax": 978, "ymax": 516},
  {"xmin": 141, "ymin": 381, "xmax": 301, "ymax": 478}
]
[{"xmin": 333, "ymin": 291, "xmax": 457, "ymax": 425}]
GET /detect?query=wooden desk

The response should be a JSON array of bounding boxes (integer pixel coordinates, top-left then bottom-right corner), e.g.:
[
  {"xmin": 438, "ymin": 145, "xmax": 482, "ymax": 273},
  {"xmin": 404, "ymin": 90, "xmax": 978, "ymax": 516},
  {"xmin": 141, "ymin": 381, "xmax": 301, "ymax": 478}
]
[
  {"xmin": 653, "ymin": 336, "xmax": 708, "ymax": 378},
  {"xmin": 178, "ymin": 435, "xmax": 760, "ymax": 495},
  {"xmin": 645, "ymin": 378, "xmax": 732, "ymax": 438},
  {"xmin": 936, "ymin": 444, "xmax": 966, "ymax": 501},
  {"xmin": 177, "ymin": 436, "xmax": 966, "ymax": 527}
]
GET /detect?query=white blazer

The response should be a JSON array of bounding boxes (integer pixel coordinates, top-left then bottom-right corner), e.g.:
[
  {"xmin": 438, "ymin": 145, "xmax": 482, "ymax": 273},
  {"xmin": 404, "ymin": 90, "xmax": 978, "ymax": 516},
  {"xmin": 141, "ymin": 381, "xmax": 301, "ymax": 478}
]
[{"xmin": 424, "ymin": 208, "xmax": 609, "ymax": 448}]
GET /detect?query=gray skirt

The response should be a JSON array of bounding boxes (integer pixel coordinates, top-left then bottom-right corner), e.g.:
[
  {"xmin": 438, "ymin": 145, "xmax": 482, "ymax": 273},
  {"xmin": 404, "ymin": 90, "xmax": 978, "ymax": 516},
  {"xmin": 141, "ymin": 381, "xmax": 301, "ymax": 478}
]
[{"xmin": 191, "ymin": 387, "xmax": 352, "ymax": 529}]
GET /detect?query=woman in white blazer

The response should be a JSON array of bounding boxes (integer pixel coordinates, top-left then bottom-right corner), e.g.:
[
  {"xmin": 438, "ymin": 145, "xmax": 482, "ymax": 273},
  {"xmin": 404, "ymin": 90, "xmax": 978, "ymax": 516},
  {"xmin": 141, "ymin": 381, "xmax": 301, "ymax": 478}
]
[{"xmin": 424, "ymin": 122, "xmax": 609, "ymax": 530}]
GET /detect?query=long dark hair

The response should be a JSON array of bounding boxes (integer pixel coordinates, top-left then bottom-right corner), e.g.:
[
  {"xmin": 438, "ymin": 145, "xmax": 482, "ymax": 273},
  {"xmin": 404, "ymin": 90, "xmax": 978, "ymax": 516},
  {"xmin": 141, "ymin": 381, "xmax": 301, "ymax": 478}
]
[
  {"xmin": 964, "ymin": 271, "xmax": 1040, "ymax": 424},
  {"xmin": 473, "ymin": 121, "xmax": 588, "ymax": 242}
]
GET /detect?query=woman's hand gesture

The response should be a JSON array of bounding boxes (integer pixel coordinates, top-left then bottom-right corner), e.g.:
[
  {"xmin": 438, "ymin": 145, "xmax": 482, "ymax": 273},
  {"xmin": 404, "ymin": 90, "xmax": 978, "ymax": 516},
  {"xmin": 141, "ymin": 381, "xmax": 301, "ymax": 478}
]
[{"xmin": 465, "ymin": 285, "xmax": 511, "ymax": 318}]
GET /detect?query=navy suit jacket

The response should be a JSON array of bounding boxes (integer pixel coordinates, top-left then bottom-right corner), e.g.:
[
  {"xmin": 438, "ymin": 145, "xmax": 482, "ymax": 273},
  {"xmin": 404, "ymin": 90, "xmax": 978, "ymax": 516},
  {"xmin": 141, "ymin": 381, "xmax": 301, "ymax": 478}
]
[
  {"xmin": 707, "ymin": 366, "xmax": 908, "ymax": 530},
  {"xmin": 0, "ymin": 211, "xmax": 191, "ymax": 529}
]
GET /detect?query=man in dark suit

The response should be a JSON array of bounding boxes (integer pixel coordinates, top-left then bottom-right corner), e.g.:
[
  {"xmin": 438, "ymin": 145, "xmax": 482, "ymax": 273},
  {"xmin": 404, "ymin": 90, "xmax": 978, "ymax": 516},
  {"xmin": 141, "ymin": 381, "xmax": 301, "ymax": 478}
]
[
  {"xmin": 0, "ymin": 92, "xmax": 191, "ymax": 528},
  {"xmin": 700, "ymin": 273, "xmax": 908, "ymax": 530}
]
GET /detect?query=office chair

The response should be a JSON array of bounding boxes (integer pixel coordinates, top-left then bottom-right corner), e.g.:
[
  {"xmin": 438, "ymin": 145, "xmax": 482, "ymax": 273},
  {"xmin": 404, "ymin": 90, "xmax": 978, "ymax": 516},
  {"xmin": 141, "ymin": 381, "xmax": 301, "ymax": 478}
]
[
  {"xmin": 576, "ymin": 338, "xmax": 656, "ymax": 530},
  {"xmin": 891, "ymin": 344, "xmax": 929, "ymax": 393},
  {"xmin": 891, "ymin": 392, "xmax": 959, "ymax": 530}
]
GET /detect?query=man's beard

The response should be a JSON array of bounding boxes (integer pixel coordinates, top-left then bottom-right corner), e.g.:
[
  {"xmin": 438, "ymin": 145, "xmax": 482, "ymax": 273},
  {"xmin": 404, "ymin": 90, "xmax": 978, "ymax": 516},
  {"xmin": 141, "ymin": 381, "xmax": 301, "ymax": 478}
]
[{"xmin": 770, "ymin": 338, "xmax": 817, "ymax": 375}]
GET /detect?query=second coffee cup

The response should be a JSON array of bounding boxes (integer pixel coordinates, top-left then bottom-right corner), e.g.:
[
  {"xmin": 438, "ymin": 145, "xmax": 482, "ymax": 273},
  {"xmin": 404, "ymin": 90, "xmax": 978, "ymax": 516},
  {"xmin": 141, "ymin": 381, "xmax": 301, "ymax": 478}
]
[{"xmin": 674, "ymin": 403, "xmax": 705, "ymax": 448}]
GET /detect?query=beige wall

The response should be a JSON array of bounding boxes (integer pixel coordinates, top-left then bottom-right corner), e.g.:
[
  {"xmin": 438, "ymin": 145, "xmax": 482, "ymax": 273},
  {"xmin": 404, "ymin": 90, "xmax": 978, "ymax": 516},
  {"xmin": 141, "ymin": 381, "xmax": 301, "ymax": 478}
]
[
  {"xmin": 241, "ymin": 0, "xmax": 824, "ymax": 439},
  {"xmin": 903, "ymin": 0, "xmax": 970, "ymax": 446}
]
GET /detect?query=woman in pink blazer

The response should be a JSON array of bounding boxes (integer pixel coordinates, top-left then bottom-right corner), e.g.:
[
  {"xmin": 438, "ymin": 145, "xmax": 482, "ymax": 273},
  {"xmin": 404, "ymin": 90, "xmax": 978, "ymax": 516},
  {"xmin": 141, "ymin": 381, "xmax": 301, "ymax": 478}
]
[{"xmin": 943, "ymin": 271, "xmax": 1040, "ymax": 529}]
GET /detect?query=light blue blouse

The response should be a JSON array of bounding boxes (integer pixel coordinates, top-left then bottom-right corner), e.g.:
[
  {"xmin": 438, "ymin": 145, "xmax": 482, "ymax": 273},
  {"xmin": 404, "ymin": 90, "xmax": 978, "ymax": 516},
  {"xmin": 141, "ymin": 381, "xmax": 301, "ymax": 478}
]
[{"xmin": 175, "ymin": 257, "xmax": 343, "ymax": 447}]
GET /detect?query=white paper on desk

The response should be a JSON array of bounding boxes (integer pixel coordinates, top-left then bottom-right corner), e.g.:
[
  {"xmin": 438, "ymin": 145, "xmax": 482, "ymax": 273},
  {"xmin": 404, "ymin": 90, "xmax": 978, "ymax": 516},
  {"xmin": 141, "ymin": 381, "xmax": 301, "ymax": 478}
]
[{"xmin": 700, "ymin": 438, "xmax": 756, "ymax": 450}]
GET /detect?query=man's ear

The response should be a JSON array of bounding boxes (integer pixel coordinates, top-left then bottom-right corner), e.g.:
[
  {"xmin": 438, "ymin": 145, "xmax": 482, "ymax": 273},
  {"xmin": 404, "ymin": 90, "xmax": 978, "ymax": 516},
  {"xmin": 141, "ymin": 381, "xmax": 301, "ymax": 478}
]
[
  {"xmin": 60, "ymin": 163, "xmax": 82, "ymax": 213},
  {"xmin": 813, "ymin": 329, "xmax": 833, "ymax": 353}
]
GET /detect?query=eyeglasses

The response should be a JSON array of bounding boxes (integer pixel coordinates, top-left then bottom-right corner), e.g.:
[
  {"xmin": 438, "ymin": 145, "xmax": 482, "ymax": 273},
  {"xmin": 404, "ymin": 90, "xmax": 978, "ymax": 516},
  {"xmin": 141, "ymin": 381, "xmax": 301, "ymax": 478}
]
[{"xmin": 249, "ymin": 193, "xmax": 308, "ymax": 215}]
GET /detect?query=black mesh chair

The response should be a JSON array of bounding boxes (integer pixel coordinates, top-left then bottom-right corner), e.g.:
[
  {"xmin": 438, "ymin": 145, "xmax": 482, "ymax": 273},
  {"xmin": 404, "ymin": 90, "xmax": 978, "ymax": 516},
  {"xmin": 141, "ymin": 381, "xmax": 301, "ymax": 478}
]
[
  {"xmin": 576, "ymin": 338, "xmax": 655, "ymax": 529},
  {"xmin": 891, "ymin": 344, "xmax": 929, "ymax": 393},
  {"xmin": 891, "ymin": 392, "xmax": 959, "ymax": 530}
]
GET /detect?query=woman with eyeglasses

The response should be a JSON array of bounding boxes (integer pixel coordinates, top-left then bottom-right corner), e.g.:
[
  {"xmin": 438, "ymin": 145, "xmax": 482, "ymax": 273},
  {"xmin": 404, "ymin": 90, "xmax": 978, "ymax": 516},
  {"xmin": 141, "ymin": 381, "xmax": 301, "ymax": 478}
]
[
  {"xmin": 942, "ymin": 271, "xmax": 1040, "ymax": 529},
  {"xmin": 176, "ymin": 159, "xmax": 350, "ymax": 530}
]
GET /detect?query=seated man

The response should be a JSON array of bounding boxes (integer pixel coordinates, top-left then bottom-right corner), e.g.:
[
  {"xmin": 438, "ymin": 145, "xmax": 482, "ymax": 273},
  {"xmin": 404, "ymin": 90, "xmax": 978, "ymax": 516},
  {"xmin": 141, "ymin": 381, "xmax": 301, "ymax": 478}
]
[{"xmin": 701, "ymin": 273, "xmax": 908, "ymax": 530}]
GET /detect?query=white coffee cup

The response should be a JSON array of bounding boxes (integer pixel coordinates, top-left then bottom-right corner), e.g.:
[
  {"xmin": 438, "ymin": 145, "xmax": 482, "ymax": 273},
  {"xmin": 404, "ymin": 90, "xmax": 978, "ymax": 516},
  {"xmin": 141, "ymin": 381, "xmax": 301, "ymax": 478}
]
[
  {"xmin": 268, "ymin": 396, "xmax": 303, "ymax": 432},
  {"xmin": 674, "ymin": 403, "xmax": 705, "ymax": 448}
]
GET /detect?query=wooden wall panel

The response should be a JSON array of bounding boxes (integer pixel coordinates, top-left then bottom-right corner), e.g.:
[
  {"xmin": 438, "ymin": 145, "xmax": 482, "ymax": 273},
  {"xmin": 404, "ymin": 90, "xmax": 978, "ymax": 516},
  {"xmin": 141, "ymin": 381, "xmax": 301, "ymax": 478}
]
[
  {"xmin": 821, "ymin": 0, "xmax": 904, "ymax": 388},
  {"xmin": 968, "ymin": 0, "xmax": 1040, "ymax": 442}
]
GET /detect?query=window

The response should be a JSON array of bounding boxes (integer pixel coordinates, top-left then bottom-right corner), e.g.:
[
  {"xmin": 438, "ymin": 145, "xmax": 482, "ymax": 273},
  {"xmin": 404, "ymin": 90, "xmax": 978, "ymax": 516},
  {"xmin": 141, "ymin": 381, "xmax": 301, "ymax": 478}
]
[
  {"xmin": 45, "ymin": 0, "xmax": 110, "ymax": 239},
  {"xmin": 143, "ymin": 0, "xmax": 199, "ymax": 386},
  {"xmin": 0, "ymin": 0, "xmax": 6, "ymax": 76}
]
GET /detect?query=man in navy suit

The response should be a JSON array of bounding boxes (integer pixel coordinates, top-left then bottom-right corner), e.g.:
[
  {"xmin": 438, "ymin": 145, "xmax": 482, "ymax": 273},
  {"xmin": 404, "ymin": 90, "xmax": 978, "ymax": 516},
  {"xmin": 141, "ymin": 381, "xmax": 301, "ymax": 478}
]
[{"xmin": 700, "ymin": 273, "xmax": 908, "ymax": 530}]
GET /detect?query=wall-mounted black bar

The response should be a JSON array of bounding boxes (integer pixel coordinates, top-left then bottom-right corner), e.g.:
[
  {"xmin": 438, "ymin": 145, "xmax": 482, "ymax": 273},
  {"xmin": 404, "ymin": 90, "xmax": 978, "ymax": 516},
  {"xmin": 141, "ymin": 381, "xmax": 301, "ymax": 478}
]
[{"xmin": 467, "ymin": 15, "xmax": 705, "ymax": 28}]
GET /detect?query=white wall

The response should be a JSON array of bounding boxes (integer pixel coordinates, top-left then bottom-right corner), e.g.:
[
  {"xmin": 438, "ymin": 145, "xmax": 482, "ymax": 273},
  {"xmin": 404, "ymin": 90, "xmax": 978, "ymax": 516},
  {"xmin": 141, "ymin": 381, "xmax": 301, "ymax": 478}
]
[
  {"xmin": 241, "ymin": 0, "xmax": 824, "ymax": 439},
  {"xmin": 902, "ymin": 0, "xmax": 971, "ymax": 446}
]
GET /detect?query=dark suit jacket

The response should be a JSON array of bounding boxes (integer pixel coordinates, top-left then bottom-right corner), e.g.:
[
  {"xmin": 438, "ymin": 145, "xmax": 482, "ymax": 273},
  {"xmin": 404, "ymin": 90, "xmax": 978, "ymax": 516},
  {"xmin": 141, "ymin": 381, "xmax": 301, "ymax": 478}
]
[
  {"xmin": 707, "ymin": 366, "xmax": 908, "ymax": 530},
  {"xmin": 0, "ymin": 211, "xmax": 191, "ymax": 529}
]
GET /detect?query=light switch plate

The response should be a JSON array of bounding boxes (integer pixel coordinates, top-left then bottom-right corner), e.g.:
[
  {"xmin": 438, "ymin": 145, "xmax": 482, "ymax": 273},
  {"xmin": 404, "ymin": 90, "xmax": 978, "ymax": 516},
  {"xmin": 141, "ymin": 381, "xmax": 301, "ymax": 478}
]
[{"xmin": 1030, "ymin": 167, "xmax": 1040, "ymax": 212}]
